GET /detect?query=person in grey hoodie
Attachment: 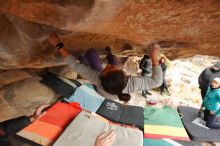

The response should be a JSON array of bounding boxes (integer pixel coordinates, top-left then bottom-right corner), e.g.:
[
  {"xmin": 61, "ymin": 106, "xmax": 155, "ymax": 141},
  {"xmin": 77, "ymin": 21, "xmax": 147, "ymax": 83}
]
[
  {"xmin": 48, "ymin": 33, "xmax": 163, "ymax": 102},
  {"xmin": 0, "ymin": 105, "xmax": 49, "ymax": 146}
]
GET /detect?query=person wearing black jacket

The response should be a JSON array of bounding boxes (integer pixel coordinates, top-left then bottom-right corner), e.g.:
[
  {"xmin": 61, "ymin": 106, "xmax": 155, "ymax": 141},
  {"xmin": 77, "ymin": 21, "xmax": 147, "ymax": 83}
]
[
  {"xmin": 199, "ymin": 63, "xmax": 220, "ymax": 99},
  {"xmin": 139, "ymin": 55, "xmax": 152, "ymax": 98},
  {"xmin": 0, "ymin": 104, "xmax": 49, "ymax": 146},
  {"xmin": 159, "ymin": 57, "xmax": 170, "ymax": 96}
]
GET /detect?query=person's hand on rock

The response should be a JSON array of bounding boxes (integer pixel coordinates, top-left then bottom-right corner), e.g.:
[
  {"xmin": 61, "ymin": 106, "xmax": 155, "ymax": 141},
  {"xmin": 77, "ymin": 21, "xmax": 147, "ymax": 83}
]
[{"xmin": 48, "ymin": 32, "xmax": 61, "ymax": 46}]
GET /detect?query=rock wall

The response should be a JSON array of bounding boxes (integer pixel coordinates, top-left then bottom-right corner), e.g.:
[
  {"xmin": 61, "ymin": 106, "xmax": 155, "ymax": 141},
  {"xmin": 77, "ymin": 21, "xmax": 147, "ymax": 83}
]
[{"xmin": 0, "ymin": 0, "xmax": 219, "ymax": 69}]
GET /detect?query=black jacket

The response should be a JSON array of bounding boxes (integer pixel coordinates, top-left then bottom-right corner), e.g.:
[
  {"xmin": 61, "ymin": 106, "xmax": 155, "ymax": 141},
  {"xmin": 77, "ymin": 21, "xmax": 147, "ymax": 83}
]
[
  {"xmin": 160, "ymin": 62, "xmax": 167, "ymax": 78},
  {"xmin": 0, "ymin": 116, "xmax": 31, "ymax": 146},
  {"xmin": 198, "ymin": 66, "xmax": 220, "ymax": 95},
  {"xmin": 139, "ymin": 56, "xmax": 152, "ymax": 75}
]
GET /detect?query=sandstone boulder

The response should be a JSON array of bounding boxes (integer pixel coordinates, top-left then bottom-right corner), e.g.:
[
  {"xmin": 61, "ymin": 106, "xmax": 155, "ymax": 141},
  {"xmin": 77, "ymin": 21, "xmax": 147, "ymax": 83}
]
[{"xmin": 0, "ymin": 0, "xmax": 219, "ymax": 69}]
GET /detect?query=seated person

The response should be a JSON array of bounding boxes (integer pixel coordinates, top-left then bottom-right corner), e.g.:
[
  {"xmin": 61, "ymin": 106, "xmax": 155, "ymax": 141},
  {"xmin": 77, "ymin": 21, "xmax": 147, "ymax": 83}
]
[
  {"xmin": 0, "ymin": 104, "xmax": 116, "ymax": 146},
  {"xmin": 0, "ymin": 105, "xmax": 49, "ymax": 146},
  {"xmin": 200, "ymin": 77, "xmax": 220, "ymax": 129}
]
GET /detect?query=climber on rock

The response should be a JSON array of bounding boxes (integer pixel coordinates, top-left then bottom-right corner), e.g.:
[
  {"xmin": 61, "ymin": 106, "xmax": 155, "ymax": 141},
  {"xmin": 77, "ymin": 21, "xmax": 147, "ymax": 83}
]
[
  {"xmin": 48, "ymin": 33, "xmax": 163, "ymax": 103},
  {"xmin": 199, "ymin": 63, "xmax": 220, "ymax": 99}
]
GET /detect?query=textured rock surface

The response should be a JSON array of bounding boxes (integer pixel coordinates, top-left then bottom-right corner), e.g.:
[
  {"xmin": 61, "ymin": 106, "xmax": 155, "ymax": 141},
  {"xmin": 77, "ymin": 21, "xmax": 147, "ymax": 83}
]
[
  {"xmin": 0, "ymin": 70, "xmax": 31, "ymax": 89},
  {"xmin": 0, "ymin": 0, "xmax": 220, "ymax": 69},
  {"xmin": 0, "ymin": 77, "xmax": 56, "ymax": 121}
]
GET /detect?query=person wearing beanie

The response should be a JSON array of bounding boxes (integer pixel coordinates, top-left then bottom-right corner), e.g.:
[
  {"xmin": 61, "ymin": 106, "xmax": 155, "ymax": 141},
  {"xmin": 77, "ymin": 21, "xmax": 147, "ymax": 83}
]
[{"xmin": 200, "ymin": 77, "xmax": 220, "ymax": 129}]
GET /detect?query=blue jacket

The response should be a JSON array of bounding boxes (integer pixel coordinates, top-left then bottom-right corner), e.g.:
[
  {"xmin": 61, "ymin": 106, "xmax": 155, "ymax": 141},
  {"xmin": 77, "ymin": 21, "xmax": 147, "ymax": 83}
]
[{"xmin": 202, "ymin": 87, "xmax": 220, "ymax": 116}]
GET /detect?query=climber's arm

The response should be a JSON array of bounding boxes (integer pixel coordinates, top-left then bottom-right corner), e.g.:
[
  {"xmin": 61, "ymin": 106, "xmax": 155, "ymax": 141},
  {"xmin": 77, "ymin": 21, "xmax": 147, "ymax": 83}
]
[
  {"xmin": 124, "ymin": 44, "xmax": 162, "ymax": 93},
  {"xmin": 47, "ymin": 33, "xmax": 70, "ymax": 58},
  {"xmin": 47, "ymin": 33, "xmax": 101, "ymax": 84},
  {"xmin": 58, "ymin": 48, "xmax": 70, "ymax": 58}
]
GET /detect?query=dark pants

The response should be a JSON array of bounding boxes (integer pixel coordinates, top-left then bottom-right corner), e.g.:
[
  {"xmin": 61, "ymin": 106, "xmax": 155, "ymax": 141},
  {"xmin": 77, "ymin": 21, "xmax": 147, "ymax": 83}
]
[
  {"xmin": 85, "ymin": 48, "xmax": 103, "ymax": 71},
  {"xmin": 200, "ymin": 89, "xmax": 207, "ymax": 100},
  {"xmin": 160, "ymin": 78, "xmax": 168, "ymax": 93},
  {"xmin": 82, "ymin": 48, "xmax": 118, "ymax": 71},
  {"xmin": 204, "ymin": 110, "xmax": 220, "ymax": 129},
  {"xmin": 106, "ymin": 52, "xmax": 118, "ymax": 66},
  {"xmin": 141, "ymin": 72, "xmax": 151, "ymax": 94}
]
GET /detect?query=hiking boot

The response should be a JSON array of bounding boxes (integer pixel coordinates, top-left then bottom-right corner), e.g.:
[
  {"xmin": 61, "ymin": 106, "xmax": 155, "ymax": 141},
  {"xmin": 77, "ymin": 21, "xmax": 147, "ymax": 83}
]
[
  {"xmin": 161, "ymin": 91, "xmax": 171, "ymax": 96},
  {"xmin": 142, "ymin": 91, "xmax": 148, "ymax": 98},
  {"xmin": 164, "ymin": 89, "xmax": 171, "ymax": 96},
  {"xmin": 145, "ymin": 91, "xmax": 152, "ymax": 95},
  {"xmin": 164, "ymin": 92, "xmax": 171, "ymax": 96}
]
